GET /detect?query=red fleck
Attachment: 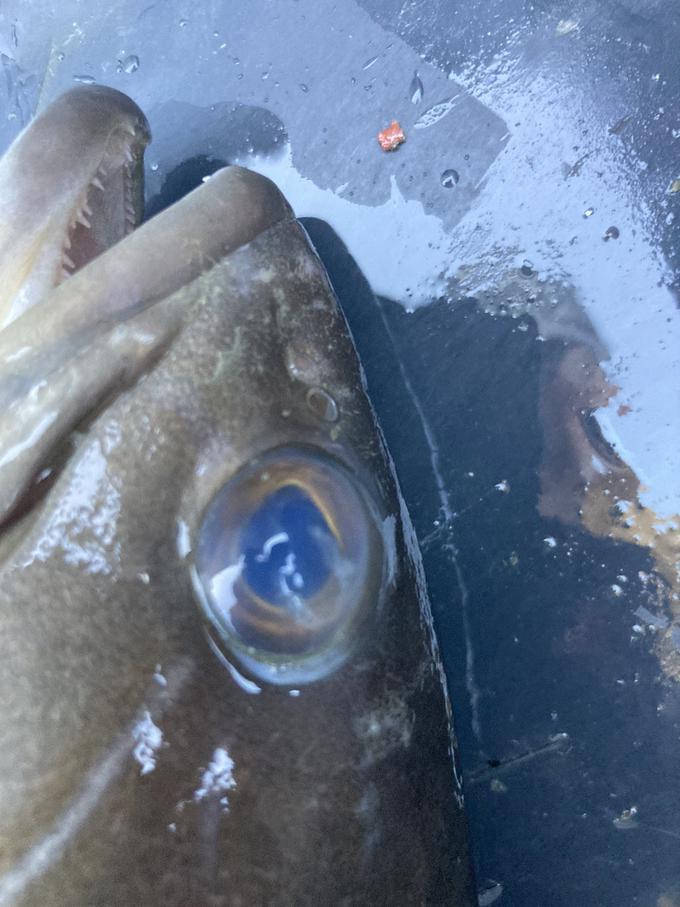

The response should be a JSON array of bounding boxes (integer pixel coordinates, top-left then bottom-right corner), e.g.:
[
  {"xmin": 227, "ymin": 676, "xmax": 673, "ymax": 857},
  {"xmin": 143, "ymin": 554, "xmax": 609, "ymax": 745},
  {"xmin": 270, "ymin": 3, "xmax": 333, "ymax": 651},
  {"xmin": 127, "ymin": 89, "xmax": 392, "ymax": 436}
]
[
  {"xmin": 617, "ymin": 403, "xmax": 633, "ymax": 416},
  {"xmin": 378, "ymin": 121, "xmax": 406, "ymax": 152}
]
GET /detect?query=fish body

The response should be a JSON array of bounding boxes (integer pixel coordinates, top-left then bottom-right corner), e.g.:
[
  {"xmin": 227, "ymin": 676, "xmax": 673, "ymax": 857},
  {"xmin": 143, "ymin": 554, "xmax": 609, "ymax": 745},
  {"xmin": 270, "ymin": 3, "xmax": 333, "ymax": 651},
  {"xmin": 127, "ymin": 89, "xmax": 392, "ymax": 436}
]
[{"xmin": 0, "ymin": 87, "xmax": 474, "ymax": 905}]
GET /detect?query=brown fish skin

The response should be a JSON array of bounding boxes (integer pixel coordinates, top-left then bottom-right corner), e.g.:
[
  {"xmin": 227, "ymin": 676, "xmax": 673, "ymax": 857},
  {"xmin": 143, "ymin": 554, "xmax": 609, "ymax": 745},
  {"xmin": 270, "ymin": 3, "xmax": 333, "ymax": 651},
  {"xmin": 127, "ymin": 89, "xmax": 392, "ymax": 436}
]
[{"xmin": 0, "ymin": 86, "xmax": 475, "ymax": 905}]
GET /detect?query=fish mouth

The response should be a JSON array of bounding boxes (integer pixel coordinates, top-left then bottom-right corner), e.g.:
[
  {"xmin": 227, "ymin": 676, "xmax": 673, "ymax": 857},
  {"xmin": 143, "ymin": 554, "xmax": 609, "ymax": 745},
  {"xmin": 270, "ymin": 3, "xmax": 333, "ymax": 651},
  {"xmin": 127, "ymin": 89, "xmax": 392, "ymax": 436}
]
[
  {"xmin": 0, "ymin": 85, "xmax": 150, "ymax": 328},
  {"xmin": 0, "ymin": 86, "xmax": 293, "ymax": 535},
  {"xmin": 59, "ymin": 111, "xmax": 148, "ymax": 282},
  {"xmin": 0, "ymin": 86, "xmax": 149, "ymax": 543}
]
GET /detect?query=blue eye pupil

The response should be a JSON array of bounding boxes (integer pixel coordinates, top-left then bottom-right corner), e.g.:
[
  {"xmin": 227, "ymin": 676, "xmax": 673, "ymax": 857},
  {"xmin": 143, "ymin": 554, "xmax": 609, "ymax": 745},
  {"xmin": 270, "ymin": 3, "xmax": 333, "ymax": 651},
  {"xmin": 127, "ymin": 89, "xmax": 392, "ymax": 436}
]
[{"xmin": 241, "ymin": 486, "xmax": 336, "ymax": 607}]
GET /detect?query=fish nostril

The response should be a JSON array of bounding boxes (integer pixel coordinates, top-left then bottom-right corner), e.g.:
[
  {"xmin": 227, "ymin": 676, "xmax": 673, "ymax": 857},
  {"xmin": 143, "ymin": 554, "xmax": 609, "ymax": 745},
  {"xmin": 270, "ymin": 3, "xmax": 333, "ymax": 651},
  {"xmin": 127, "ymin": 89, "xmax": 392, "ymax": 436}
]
[{"xmin": 305, "ymin": 387, "xmax": 338, "ymax": 422}]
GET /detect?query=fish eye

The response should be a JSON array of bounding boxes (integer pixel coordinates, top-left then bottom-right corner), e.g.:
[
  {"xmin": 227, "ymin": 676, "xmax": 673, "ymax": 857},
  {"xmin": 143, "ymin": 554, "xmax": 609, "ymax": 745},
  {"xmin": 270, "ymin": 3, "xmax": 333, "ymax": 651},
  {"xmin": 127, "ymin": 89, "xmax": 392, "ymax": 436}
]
[{"xmin": 192, "ymin": 447, "xmax": 385, "ymax": 685}]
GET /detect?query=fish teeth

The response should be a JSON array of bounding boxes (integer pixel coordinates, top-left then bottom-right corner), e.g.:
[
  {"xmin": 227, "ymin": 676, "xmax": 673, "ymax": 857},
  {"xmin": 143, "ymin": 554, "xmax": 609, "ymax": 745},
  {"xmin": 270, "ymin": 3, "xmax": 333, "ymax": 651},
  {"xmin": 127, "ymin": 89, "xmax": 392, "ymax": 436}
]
[
  {"xmin": 124, "ymin": 147, "xmax": 135, "ymax": 163},
  {"xmin": 91, "ymin": 176, "xmax": 105, "ymax": 191},
  {"xmin": 76, "ymin": 212, "xmax": 91, "ymax": 228},
  {"xmin": 82, "ymin": 202, "xmax": 92, "ymax": 216},
  {"xmin": 62, "ymin": 252, "xmax": 75, "ymax": 269}
]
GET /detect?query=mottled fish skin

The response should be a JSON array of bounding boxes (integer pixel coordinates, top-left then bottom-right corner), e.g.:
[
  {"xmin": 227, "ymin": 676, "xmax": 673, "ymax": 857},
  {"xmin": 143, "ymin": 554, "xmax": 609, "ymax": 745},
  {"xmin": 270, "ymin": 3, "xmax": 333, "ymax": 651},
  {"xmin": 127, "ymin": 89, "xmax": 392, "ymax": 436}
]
[{"xmin": 0, "ymin": 87, "xmax": 475, "ymax": 906}]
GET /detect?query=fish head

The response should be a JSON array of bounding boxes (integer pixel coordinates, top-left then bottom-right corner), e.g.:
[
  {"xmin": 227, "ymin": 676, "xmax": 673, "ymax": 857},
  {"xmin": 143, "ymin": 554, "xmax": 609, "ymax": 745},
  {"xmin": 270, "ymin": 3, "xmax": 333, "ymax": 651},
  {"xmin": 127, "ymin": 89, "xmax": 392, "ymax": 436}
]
[{"xmin": 0, "ymin": 87, "xmax": 473, "ymax": 905}]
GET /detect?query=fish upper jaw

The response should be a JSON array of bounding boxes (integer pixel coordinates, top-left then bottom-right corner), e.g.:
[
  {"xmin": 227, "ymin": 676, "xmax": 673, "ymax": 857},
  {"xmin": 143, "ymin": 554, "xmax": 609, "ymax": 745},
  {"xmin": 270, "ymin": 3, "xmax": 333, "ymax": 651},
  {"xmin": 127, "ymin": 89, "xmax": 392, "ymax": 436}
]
[
  {"xmin": 0, "ymin": 162, "xmax": 294, "ymax": 533},
  {"xmin": 0, "ymin": 85, "xmax": 150, "ymax": 328}
]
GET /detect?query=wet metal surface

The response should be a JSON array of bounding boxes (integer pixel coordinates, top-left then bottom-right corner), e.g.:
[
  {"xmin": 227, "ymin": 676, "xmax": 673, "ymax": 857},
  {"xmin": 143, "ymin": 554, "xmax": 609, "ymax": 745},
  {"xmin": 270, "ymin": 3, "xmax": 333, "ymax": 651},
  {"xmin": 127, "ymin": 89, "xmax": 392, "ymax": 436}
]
[{"xmin": 1, "ymin": 1, "xmax": 679, "ymax": 904}]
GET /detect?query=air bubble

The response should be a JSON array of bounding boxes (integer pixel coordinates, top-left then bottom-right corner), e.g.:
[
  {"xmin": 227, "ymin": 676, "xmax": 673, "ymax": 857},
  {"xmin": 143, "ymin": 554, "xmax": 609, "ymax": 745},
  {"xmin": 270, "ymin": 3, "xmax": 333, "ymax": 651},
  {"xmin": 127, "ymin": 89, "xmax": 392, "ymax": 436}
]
[
  {"xmin": 440, "ymin": 169, "xmax": 459, "ymax": 188},
  {"xmin": 118, "ymin": 54, "xmax": 140, "ymax": 74}
]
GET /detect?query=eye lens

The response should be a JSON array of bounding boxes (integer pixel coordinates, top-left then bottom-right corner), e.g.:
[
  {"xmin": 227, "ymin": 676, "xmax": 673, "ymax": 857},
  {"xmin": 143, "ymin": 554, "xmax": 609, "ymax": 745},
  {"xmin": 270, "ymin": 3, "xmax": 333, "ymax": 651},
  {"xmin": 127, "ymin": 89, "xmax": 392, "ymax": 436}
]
[{"xmin": 192, "ymin": 447, "xmax": 384, "ymax": 684}]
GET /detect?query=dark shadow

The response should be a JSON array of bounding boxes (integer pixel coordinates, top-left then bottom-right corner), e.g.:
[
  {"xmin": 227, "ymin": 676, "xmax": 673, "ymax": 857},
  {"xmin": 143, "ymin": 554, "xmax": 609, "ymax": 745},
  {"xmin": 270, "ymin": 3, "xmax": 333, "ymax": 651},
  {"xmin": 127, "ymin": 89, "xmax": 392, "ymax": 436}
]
[
  {"xmin": 144, "ymin": 99, "xmax": 286, "ymax": 215},
  {"xmin": 145, "ymin": 155, "xmax": 228, "ymax": 219}
]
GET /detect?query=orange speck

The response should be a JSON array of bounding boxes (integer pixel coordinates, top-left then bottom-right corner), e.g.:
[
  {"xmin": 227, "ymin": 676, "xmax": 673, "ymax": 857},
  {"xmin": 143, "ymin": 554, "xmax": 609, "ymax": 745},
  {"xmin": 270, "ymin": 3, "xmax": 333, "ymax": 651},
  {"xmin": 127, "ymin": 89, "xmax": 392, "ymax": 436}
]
[
  {"xmin": 378, "ymin": 121, "xmax": 406, "ymax": 152},
  {"xmin": 617, "ymin": 403, "xmax": 633, "ymax": 416}
]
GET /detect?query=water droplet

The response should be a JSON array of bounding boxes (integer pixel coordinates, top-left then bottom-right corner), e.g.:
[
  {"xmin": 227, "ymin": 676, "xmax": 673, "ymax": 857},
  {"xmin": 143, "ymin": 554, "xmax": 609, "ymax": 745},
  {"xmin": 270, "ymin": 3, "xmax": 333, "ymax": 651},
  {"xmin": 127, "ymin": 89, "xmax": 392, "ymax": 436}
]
[
  {"xmin": 118, "ymin": 54, "xmax": 140, "ymax": 74},
  {"xmin": 299, "ymin": 83, "xmax": 309, "ymax": 93},
  {"xmin": 608, "ymin": 114, "xmax": 632, "ymax": 135},
  {"xmin": 414, "ymin": 96, "xmax": 461, "ymax": 130},
  {"xmin": 583, "ymin": 207, "xmax": 595, "ymax": 217},
  {"xmin": 306, "ymin": 387, "xmax": 338, "ymax": 422},
  {"xmin": 73, "ymin": 74, "xmax": 95, "ymax": 84},
  {"xmin": 520, "ymin": 259, "xmax": 534, "ymax": 277},
  {"xmin": 613, "ymin": 805, "xmax": 639, "ymax": 830},
  {"xmin": 150, "ymin": 162, "xmax": 159, "ymax": 172},
  {"xmin": 440, "ymin": 169, "xmax": 459, "ymax": 188},
  {"xmin": 555, "ymin": 18, "xmax": 579, "ymax": 36},
  {"xmin": 56, "ymin": 51, "xmax": 65, "ymax": 62},
  {"xmin": 362, "ymin": 54, "xmax": 379, "ymax": 70},
  {"xmin": 179, "ymin": 18, "xmax": 188, "ymax": 28},
  {"xmin": 410, "ymin": 71, "xmax": 423, "ymax": 104},
  {"xmin": 603, "ymin": 225, "xmax": 620, "ymax": 241},
  {"xmin": 478, "ymin": 879, "xmax": 503, "ymax": 906}
]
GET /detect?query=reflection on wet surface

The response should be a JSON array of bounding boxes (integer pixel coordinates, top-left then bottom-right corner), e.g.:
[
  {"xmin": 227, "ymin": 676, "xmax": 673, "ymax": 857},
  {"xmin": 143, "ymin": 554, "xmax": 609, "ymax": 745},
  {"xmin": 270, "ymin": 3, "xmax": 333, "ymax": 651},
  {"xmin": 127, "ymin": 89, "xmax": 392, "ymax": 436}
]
[
  {"xmin": 307, "ymin": 216, "xmax": 679, "ymax": 907},
  {"xmin": 474, "ymin": 272, "xmax": 680, "ymax": 678}
]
